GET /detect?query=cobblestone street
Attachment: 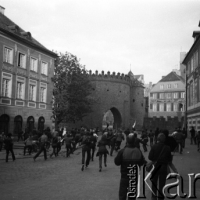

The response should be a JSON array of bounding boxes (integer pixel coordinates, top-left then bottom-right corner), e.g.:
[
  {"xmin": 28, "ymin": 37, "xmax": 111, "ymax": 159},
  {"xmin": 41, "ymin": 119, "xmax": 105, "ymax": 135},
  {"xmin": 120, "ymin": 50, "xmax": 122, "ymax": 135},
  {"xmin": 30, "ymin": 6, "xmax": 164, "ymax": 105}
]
[{"xmin": 0, "ymin": 138, "xmax": 199, "ymax": 200}]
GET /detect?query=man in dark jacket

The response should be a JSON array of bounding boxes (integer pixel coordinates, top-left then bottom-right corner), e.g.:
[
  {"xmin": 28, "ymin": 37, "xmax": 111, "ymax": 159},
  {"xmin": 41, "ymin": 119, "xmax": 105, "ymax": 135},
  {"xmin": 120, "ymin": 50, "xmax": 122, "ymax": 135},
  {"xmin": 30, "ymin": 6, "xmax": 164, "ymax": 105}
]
[
  {"xmin": 190, "ymin": 126, "xmax": 196, "ymax": 145},
  {"xmin": 4, "ymin": 133, "xmax": 15, "ymax": 162},
  {"xmin": 81, "ymin": 132, "xmax": 91, "ymax": 171},
  {"xmin": 90, "ymin": 132, "xmax": 97, "ymax": 161},
  {"xmin": 148, "ymin": 133, "xmax": 172, "ymax": 200},
  {"xmin": 115, "ymin": 133, "xmax": 146, "ymax": 200}
]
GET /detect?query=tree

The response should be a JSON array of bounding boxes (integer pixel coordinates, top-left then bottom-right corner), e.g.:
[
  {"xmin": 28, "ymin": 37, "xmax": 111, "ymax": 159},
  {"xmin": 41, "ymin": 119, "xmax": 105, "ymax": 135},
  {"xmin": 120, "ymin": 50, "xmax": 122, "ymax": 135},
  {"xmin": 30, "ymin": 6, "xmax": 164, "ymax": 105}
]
[{"xmin": 52, "ymin": 52, "xmax": 94, "ymax": 126}]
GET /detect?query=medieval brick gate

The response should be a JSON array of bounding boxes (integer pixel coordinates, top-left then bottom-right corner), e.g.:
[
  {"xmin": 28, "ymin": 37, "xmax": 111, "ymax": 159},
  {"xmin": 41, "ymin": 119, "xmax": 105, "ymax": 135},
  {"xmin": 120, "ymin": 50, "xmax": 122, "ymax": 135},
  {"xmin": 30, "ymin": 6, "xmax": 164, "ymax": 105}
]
[{"xmin": 70, "ymin": 71, "xmax": 145, "ymax": 130}]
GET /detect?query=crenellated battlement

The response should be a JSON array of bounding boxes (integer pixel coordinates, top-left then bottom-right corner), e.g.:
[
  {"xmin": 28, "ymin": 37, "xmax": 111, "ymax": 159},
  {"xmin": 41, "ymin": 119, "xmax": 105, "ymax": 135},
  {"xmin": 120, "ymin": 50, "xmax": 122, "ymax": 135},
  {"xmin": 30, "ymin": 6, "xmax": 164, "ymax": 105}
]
[{"xmin": 86, "ymin": 70, "xmax": 143, "ymax": 87}]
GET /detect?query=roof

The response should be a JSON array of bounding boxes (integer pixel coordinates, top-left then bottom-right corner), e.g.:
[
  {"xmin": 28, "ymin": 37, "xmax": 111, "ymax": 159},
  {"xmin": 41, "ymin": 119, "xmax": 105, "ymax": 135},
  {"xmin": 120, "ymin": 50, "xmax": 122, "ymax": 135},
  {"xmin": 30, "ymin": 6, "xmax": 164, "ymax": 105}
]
[
  {"xmin": 182, "ymin": 31, "xmax": 200, "ymax": 64},
  {"xmin": 158, "ymin": 71, "xmax": 185, "ymax": 83},
  {"xmin": 0, "ymin": 12, "xmax": 57, "ymax": 57}
]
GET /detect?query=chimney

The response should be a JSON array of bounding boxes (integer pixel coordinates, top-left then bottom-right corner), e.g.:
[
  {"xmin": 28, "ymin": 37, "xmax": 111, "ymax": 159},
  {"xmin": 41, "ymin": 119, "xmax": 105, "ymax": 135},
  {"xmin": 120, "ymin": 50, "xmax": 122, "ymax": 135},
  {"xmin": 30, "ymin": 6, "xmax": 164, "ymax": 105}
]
[{"xmin": 0, "ymin": 6, "xmax": 5, "ymax": 15}]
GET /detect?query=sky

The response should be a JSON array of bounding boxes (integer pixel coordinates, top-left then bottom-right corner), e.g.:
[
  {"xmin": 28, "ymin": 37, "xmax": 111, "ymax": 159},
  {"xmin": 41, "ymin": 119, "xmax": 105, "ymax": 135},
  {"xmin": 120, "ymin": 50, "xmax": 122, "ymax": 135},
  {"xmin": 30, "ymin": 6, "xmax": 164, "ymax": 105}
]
[{"xmin": 1, "ymin": 0, "xmax": 200, "ymax": 84}]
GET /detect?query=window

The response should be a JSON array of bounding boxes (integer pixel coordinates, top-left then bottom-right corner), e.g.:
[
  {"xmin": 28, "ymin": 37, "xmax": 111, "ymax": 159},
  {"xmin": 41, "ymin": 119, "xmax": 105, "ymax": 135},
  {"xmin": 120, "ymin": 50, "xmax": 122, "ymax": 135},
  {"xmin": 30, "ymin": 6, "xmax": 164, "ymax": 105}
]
[
  {"xmin": 30, "ymin": 57, "xmax": 38, "ymax": 72},
  {"xmin": 167, "ymin": 103, "xmax": 171, "ymax": 112},
  {"xmin": 173, "ymin": 93, "xmax": 178, "ymax": 99},
  {"xmin": 166, "ymin": 93, "xmax": 171, "ymax": 99},
  {"xmin": 1, "ymin": 73, "xmax": 12, "ymax": 98},
  {"xmin": 159, "ymin": 104, "xmax": 164, "ymax": 111},
  {"xmin": 160, "ymin": 84, "xmax": 164, "ymax": 90},
  {"xmin": 191, "ymin": 57, "xmax": 194, "ymax": 72},
  {"xmin": 4, "ymin": 47, "xmax": 13, "ymax": 64},
  {"xmin": 16, "ymin": 76, "xmax": 25, "ymax": 100},
  {"xmin": 167, "ymin": 84, "xmax": 171, "ymax": 89},
  {"xmin": 174, "ymin": 104, "xmax": 178, "ymax": 111},
  {"xmin": 41, "ymin": 61, "xmax": 48, "ymax": 75},
  {"xmin": 153, "ymin": 104, "xmax": 157, "ymax": 111},
  {"xmin": 29, "ymin": 80, "xmax": 37, "ymax": 101},
  {"xmin": 159, "ymin": 93, "xmax": 164, "ymax": 99},
  {"xmin": 40, "ymin": 82, "xmax": 47, "ymax": 103},
  {"xmin": 153, "ymin": 93, "xmax": 157, "ymax": 99},
  {"xmin": 174, "ymin": 83, "xmax": 178, "ymax": 88},
  {"xmin": 18, "ymin": 52, "xmax": 26, "ymax": 68},
  {"xmin": 194, "ymin": 51, "xmax": 198, "ymax": 69}
]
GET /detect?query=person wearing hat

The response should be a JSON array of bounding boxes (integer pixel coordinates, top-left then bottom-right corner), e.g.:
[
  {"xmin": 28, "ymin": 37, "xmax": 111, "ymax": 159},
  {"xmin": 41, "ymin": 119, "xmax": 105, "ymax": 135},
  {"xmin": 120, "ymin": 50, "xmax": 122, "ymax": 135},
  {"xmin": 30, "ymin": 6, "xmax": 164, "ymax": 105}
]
[
  {"xmin": 4, "ymin": 133, "xmax": 15, "ymax": 162},
  {"xmin": 148, "ymin": 133, "xmax": 172, "ymax": 200},
  {"xmin": 114, "ymin": 133, "xmax": 146, "ymax": 200}
]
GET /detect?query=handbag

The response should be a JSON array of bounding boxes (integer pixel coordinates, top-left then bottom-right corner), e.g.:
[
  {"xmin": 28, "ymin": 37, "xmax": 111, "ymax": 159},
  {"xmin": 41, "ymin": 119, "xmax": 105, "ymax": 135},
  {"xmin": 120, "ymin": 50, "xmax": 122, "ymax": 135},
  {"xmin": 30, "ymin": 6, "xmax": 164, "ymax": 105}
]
[{"xmin": 146, "ymin": 145, "xmax": 165, "ymax": 172}]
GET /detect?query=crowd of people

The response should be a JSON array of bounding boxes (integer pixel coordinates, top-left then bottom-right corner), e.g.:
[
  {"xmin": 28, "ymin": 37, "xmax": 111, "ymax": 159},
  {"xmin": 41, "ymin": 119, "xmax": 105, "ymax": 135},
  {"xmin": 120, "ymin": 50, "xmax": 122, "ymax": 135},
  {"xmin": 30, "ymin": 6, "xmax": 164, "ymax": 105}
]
[{"xmin": 0, "ymin": 125, "xmax": 200, "ymax": 200}]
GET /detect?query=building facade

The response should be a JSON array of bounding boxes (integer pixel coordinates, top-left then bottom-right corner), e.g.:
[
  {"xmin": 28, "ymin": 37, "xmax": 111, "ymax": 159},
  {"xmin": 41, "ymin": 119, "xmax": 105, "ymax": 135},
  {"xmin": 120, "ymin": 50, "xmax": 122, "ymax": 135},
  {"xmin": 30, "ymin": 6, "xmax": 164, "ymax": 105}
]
[
  {"xmin": 0, "ymin": 7, "xmax": 57, "ymax": 135},
  {"xmin": 148, "ymin": 71, "xmax": 185, "ymax": 119},
  {"xmin": 182, "ymin": 24, "xmax": 200, "ymax": 132}
]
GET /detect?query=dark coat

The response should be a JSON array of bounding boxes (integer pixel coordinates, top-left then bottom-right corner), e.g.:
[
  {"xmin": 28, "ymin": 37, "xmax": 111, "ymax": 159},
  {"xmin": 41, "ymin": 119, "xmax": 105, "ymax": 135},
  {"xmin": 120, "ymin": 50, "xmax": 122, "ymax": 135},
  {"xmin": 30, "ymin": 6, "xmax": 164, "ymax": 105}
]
[
  {"xmin": 97, "ymin": 140, "xmax": 108, "ymax": 155},
  {"xmin": 114, "ymin": 145, "xmax": 146, "ymax": 179},
  {"xmin": 148, "ymin": 142, "xmax": 172, "ymax": 164}
]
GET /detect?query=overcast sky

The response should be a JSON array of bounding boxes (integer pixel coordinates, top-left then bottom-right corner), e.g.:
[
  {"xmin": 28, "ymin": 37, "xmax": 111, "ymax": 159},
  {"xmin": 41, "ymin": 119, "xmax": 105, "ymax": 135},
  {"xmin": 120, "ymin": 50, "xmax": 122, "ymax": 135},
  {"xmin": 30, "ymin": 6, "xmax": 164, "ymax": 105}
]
[{"xmin": 1, "ymin": 0, "xmax": 200, "ymax": 83}]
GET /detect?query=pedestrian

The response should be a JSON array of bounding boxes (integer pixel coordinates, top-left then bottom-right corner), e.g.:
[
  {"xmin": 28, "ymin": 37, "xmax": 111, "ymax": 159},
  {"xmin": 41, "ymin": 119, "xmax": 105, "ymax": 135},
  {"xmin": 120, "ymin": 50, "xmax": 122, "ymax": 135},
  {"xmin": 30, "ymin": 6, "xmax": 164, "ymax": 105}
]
[
  {"xmin": 50, "ymin": 133, "xmax": 58, "ymax": 158},
  {"xmin": 182, "ymin": 127, "xmax": 187, "ymax": 148},
  {"xmin": 190, "ymin": 126, "xmax": 196, "ymax": 145},
  {"xmin": 96, "ymin": 134, "xmax": 109, "ymax": 172},
  {"xmin": 110, "ymin": 133, "xmax": 117, "ymax": 156},
  {"xmin": 133, "ymin": 132, "xmax": 143, "ymax": 150},
  {"xmin": 141, "ymin": 131, "xmax": 148, "ymax": 152},
  {"xmin": 33, "ymin": 132, "xmax": 48, "ymax": 161},
  {"xmin": 174, "ymin": 129, "xmax": 184, "ymax": 154},
  {"xmin": 80, "ymin": 132, "xmax": 91, "ymax": 171},
  {"xmin": 57, "ymin": 133, "xmax": 62, "ymax": 155},
  {"xmin": 24, "ymin": 135, "xmax": 33, "ymax": 155},
  {"xmin": 64, "ymin": 134, "xmax": 72, "ymax": 157},
  {"xmin": 90, "ymin": 132, "xmax": 97, "ymax": 161},
  {"xmin": 148, "ymin": 129, "xmax": 154, "ymax": 148},
  {"xmin": 196, "ymin": 131, "xmax": 200, "ymax": 151},
  {"xmin": 0, "ymin": 132, "xmax": 4, "ymax": 151},
  {"xmin": 154, "ymin": 127, "xmax": 160, "ymax": 143},
  {"xmin": 4, "ymin": 133, "xmax": 15, "ymax": 162},
  {"xmin": 17, "ymin": 130, "xmax": 23, "ymax": 142},
  {"xmin": 114, "ymin": 133, "xmax": 146, "ymax": 200},
  {"xmin": 148, "ymin": 133, "xmax": 172, "ymax": 200},
  {"xmin": 116, "ymin": 130, "xmax": 124, "ymax": 150}
]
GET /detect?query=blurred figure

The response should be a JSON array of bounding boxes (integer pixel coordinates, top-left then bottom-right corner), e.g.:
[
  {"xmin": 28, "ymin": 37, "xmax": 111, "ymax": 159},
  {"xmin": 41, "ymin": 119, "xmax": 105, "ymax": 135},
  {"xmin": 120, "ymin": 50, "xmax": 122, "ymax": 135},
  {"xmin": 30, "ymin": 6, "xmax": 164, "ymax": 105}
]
[
  {"xmin": 115, "ymin": 130, "xmax": 124, "ymax": 150},
  {"xmin": 50, "ymin": 133, "xmax": 58, "ymax": 158},
  {"xmin": 24, "ymin": 135, "xmax": 33, "ymax": 155},
  {"xmin": 190, "ymin": 126, "xmax": 196, "ymax": 145},
  {"xmin": 148, "ymin": 133, "xmax": 172, "ymax": 200},
  {"xmin": 148, "ymin": 129, "xmax": 154, "ymax": 148},
  {"xmin": 4, "ymin": 133, "xmax": 15, "ymax": 162},
  {"xmin": 96, "ymin": 134, "xmax": 109, "ymax": 172},
  {"xmin": 33, "ymin": 132, "xmax": 48, "ymax": 161},
  {"xmin": 196, "ymin": 131, "xmax": 200, "ymax": 151}
]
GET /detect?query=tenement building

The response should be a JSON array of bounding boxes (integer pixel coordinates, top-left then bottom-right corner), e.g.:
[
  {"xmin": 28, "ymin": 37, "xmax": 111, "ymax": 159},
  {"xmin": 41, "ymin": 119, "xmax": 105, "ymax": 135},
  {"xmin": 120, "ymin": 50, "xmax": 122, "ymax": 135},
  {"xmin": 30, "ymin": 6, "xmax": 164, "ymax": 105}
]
[
  {"xmin": 144, "ymin": 71, "xmax": 185, "ymax": 132},
  {"xmin": 182, "ymin": 23, "xmax": 200, "ymax": 132},
  {"xmin": 0, "ymin": 6, "xmax": 57, "ymax": 135}
]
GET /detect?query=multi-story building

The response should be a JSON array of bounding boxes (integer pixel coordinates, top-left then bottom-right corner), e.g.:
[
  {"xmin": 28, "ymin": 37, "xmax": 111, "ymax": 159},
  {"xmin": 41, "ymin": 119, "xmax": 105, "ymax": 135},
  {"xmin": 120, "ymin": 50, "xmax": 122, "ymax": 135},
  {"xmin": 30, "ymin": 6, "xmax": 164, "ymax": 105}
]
[
  {"xmin": 149, "ymin": 71, "xmax": 185, "ymax": 120},
  {"xmin": 182, "ymin": 23, "xmax": 200, "ymax": 131},
  {"xmin": 0, "ymin": 6, "xmax": 57, "ymax": 135}
]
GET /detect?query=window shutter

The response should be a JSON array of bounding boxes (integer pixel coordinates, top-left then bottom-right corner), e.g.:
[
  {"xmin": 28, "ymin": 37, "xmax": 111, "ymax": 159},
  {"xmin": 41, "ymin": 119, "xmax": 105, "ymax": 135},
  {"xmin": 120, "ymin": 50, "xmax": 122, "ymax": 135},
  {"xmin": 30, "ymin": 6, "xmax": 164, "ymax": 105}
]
[
  {"xmin": 157, "ymin": 93, "xmax": 159, "ymax": 99},
  {"xmin": 23, "ymin": 55, "xmax": 26, "ymax": 68},
  {"xmin": 22, "ymin": 83, "xmax": 25, "ymax": 99},
  {"xmin": 10, "ymin": 50, "xmax": 13, "ymax": 64},
  {"xmin": 150, "ymin": 104, "xmax": 153, "ymax": 109},
  {"xmin": 44, "ymin": 88, "xmax": 47, "ymax": 103},
  {"xmin": 45, "ymin": 64, "xmax": 48, "ymax": 75},
  {"xmin": 171, "ymin": 103, "xmax": 174, "ymax": 111},
  {"xmin": 8, "ymin": 79, "xmax": 12, "ymax": 98},
  {"xmin": 164, "ymin": 103, "xmax": 166, "ymax": 111},
  {"xmin": 33, "ymin": 86, "xmax": 36, "ymax": 101}
]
